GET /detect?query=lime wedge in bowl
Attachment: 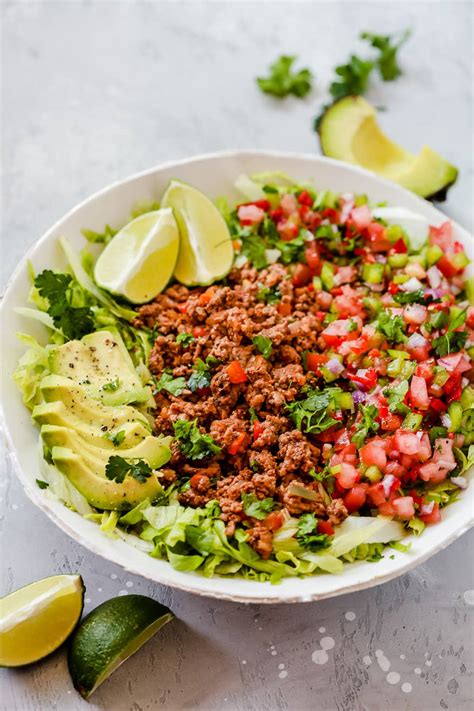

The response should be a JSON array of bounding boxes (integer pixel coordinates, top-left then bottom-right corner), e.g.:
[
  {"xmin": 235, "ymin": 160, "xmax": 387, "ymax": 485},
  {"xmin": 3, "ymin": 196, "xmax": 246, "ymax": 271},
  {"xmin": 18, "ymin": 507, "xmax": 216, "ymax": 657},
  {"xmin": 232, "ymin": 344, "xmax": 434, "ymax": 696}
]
[
  {"xmin": 68, "ymin": 595, "xmax": 173, "ymax": 698},
  {"xmin": 94, "ymin": 209, "xmax": 179, "ymax": 303},
  {"xmin": 161, "ymin": 180, "xmax": 234, "ymax": 286},
  {"xmin": 0, "ymin": 574, "xmax": 84, "ymax": 667}
]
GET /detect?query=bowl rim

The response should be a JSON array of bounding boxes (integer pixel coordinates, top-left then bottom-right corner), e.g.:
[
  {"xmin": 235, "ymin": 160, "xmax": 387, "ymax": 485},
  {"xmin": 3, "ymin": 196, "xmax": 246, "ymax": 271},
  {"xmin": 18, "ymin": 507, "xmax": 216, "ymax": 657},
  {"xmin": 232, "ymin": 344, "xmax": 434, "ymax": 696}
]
[{"xmin": 2, "ymin": 149, "xmax": 473, "ymax": 604}]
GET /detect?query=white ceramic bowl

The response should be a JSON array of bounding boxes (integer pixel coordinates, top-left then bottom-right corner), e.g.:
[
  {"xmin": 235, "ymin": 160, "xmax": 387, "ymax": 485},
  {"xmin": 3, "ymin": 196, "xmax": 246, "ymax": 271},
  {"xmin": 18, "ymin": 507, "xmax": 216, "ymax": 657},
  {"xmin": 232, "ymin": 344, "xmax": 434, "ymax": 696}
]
[{"xmin": 2, "ymin": 151, "xmax": 473, "ymax": 604}]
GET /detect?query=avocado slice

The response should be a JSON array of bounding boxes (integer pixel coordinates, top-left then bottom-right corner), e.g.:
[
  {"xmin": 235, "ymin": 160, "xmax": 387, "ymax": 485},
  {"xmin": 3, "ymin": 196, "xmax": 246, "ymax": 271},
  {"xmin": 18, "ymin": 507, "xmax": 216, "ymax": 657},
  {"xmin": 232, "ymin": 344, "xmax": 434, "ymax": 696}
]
[
  {"xmin": 40, "ymin": 375, "xmax": 151, "ymax": 431},
  {"xmin": 50, "ymin": 447, "xmax": 164, "ymax": 510},
  {"xmin": 40, "ymin": 424, "xmax": 171, "ymax": 468},
  {"xmin": 48, "ymin": 329, "xmax": 151, "ymax": 407},
  {"xmin": 33, "ymin": 401, "xmax": 150, "ymax": 449},
  {"xmin": 318, "ymin": 96, "xmax": 458, "ymax": 201}
]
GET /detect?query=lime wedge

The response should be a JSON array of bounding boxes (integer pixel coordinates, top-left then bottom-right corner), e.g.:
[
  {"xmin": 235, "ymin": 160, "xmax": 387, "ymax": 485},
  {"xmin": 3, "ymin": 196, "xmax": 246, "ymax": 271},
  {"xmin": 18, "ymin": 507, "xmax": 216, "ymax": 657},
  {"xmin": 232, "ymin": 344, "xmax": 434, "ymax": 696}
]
[
  {"xmin": 68, "ymin": 595, "xmax": 173, "ymax": 698},
  {"xmin": 161, "ymin": 180, "xmax": 234, "ymax": 286},
  {"xmin": 0, "ymin": 574, "xmax": 84, "ymax": 667},
  {"xmin": 94, "ymin": 209, "xmax": 179, "ymax": 303}
]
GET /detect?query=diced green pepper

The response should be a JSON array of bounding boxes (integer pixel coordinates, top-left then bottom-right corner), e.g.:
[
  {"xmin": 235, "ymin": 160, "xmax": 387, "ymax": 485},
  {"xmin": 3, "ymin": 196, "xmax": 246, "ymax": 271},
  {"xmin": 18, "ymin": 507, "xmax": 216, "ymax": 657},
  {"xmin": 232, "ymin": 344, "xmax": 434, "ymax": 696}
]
[
  {"xmin": 320, "ymin": 366, "xmax": 339, "ymax": 383},
  {"xmin": 450, "ymin": 251, "xmax": 469, "ymax": 271},
  {"xmin": 407, "ymin": 253, "xmax": 427, "ymax": 269},
  {"xmin": 339, "ymin": 392, "xmax": 354, "ymax": 411},
  {"xmin": 388, "ymin": 253, "xmax": 409, "ymax": 268},
  {"xmin": 321, "ymin": 261, "xmax": 335, "ymax": 291},
  {"xmin": 363, "ymin": 296, "xmax": 382, "ymax": 317},
  {"xmin": 387, "ymin": 349, "xmax": 410, "ymax": 359},
  {"xmin": 330, "ymin": 464, "xmax": 342, "ymax": 475},
  {"xmin": 429, "ymin": 426, "xmax": 448, "ymax": 443},
  {"xmin": 402, "ymin": 411, "xmax": 423, "ymax": 431},
  {"xmin": 312, "ymin": 275, "xmax": 322, "ymax": 290},
  {"xmin": 387, "ymin": 358, "xmax": 404, "ymax": 377},
  {"xmin": 447, "ymin": 401, "xmax": 463, "ymax": 433},
  {"xmin": 362, "ymin": 262, "xmax": 385, "ymax": 284},
  {"xmin": 365, "ymin": 465, "xmax": 382, "ymax": 483},
  {"xmin": 426, "ymin": 244, "xmax": 443, "ymax": 266},
  {"xmin": 466, "ymin": 277, "xmax": 474, "ymax": 305},
  {"xmin": 433, "ymin": 367, "xmax": 449, "ymax": 387},
  {"xmin": 460, "ymin": 385, "xmax": 474, "ymax": 410},
  {"xmin": 393, "ymin": 274, "xmax": 410, "ymax": 284}
]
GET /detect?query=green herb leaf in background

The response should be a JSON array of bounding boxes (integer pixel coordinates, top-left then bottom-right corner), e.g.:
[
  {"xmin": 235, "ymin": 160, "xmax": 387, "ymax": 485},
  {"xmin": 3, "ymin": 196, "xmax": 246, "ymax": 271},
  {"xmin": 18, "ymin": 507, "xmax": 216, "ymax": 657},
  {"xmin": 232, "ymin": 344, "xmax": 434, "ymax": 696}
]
[{"xmin": 257, "ymin": 55, "xmax": 313, "ymax": 98}]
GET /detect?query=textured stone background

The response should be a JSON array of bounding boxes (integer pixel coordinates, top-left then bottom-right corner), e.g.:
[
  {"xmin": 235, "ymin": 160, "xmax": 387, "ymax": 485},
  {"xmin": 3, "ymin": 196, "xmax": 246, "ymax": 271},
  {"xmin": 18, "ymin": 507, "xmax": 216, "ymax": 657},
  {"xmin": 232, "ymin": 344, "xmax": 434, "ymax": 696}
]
[{"xmin": 1, "ymin": 1, "xmax": 473, "ymax": 709}]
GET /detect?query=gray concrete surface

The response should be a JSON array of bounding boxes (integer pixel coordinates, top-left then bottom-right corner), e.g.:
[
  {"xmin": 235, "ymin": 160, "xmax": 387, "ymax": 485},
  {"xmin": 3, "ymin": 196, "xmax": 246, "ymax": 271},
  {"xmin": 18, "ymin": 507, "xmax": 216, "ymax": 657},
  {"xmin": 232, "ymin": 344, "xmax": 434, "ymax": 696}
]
[{"xmin": 1, "ymin": 1, "xmax": 473, "ymax": 709}]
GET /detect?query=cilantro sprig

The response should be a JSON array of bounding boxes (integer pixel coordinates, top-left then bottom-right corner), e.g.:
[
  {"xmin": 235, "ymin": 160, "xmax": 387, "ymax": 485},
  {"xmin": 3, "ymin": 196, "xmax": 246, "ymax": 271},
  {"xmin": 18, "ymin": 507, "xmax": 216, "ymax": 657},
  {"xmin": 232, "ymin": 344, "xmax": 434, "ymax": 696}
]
[
  {"xmin": 330, "ymin": 55, "xmax": 374, "ymax": 99},
  {"xmin": 257, "ymin": 55, "xmax": 313, "ymax": 98},
  {"xmin": 361, "ymin": 29, "xmax": 411, "ymax": 81},
  {"xmin": 105, "ymin": 455, "xmax": 153, "ymax": 484},
  {"xmin": 241, "ymin": 493, "xmax": 276, "ymax": 520},
  {"xmin": 287, "ymin": 387, "xmax": 341, "ymax": 434},
  {"xmin": 173, "ymin": 419, "xmax": 222, "ymax": 461},
  {"xmin": 34, "ymin": 270, "xmax": 94, "ymax": 340},
  {"xmin": 296, "ymin": 513, "xmax": 332, "ymax": 551},
  {"xmin": 154, "ymin": 371, "xmax": 187, "ymax": 397},
  {"xmin": 252, "ymin": 335, "xmax": 273, "ymax": 359},
  {"xmin": 351, "ymin": 404, "xmax": 380, "ymax": 448},
  {"xmin": 432, "ymin": 308, "xmax": 468, "ymax": 356},
  {"xmin": 187, "ymin": 357, "xmax": 218, "ymax": 392}
]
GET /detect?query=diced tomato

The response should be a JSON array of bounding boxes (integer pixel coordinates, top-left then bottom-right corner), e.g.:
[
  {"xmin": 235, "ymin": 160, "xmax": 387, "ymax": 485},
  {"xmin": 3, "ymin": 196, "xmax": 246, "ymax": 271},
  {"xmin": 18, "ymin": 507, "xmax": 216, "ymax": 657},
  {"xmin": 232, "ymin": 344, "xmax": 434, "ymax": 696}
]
[
  {"xmin": 419, "ymin": 501, "xmax": 441, "ymax": 524},
  {"xmin": 177, "ymin": 302, "xmax": 188, "ymax": 313},
  {"xmin": 415, "ymin": 361, "xmax": 434, "ymax": 382},
  {"xmin": 360, "ymin": 439, "xmax": 387, "ymax": 470},
  {"xmin": 280, "ymin": 193, "xmax": 298, "ymax": 216},
  {"xmin": 347, "ymin": 367, "xmax": 378, "ymax": 391},
  {"xmin": 190, "ymin": 474, "xmax": 209, "ymax": 490},
  {"xmin": 443, "ymin": 371, "xmax": 462, "ymax": 402},
  {"xmin": 429, "ymin": 221, "xmax": 453, "ymax": 251},
  {"xmin": 409, "ymin": 345, "xmax": 431, "ymax": 363},
  {"xmin": 378, "ymin": 500, "xmax": 397, "ymax": 516},
  {"xmin": 278, "ymin": 220, "xmax": 300, "ymax": 241},
  {"xmin": 335, "ymin": 462, "xmax": 360, "ymax": 489},
  {"xmin": 264, "ymin": 510, "xmax": 284, "ymax": 531},
  {"xmin": 253, "ymin": 420, "xmax": 264, "ymax": 441},
  {"xmin": 321, "ymin": 207, "xmax": 340, "ymax": 222},
  {"xmin": 392, "ymin": 496, "xmax": 415, "ymax": 520},
  {"xmin": 385, "ymin": 461, "xmax": 407, "ymax": 478},
  {"xmin": 198, "ymin": 288, "xmax": 215, "ymax": 305},
  {"xmin": 277, "ymin": 302, "xmax": 292, "ymax": 316},
  {"xmin": 410, "ymin": 375, "xmax": 430, "ymax": 410},
  {"xmin": 321, "ymin": 319, "xmax": 357, "ymax": 346},
  {"xmin": 237, "ymin": 204, "xmax": 265, "ymax": 225},
  {"xmin": 388, "ymin": 282, "xmax": 399, "ymax": 295},
  {"xmin": 226, "ymin": 361, "xmax": 247, "ymax": 384},
  {"xmin": 350, "ymin": 205, "xmax": 372, "ymax": 231},
  {"xmin": 305, "ymin": 242, "xmax": 321, "ymax": 272},
  {"xmin": 317, "ymin": 519, "xmax": 335, "ymax": 536},
  {"xmin": 344, "ymin": 484, "xmax": 368, "ymax": 513},
  {"xmin": 430, "ymin": 397, "xmax": 447, "ymax": 413},
  {"xmin": 297, "ymin": 190, "xmax": 314, "ymax": 207},
  {"xmin": 367, "ymin": 482, "xmax": 387, "ymax": 506},
  {"xmin": 269, "ymin": 208, "xmax": 284, "ymax": 223},
  {"xmin": 381, "ymin": 413, "xmax": 403, "ymax": 431},
  {"xmin": 306, "ymin": 353, "xmax": 329, "ymax": 372},
  {"xmin": 394, "ymin": 430, "xmax": 421, "ymax": 455},
  {"xmin": 227, "ymin": 432, "xmax": 247, "ymax": 455},
  {"xmin": 365, "ymin": 222, "xmax": 392, "ymax": 251},
  {"xmin": 193, "ymin": 326, "xmax": 206, "ymax": 338},
  {"xmin": 391, "ymin": 238, "xmax": 408, "ymax": 254},
  {"xmin": 436, "ymin": 255, "xmax": 459, "ymax": 278},
  {"xmin": 292, "ymin": 263, "xmax": 312, "ymax": 287},
  {"xmin": 381, "ymin": 474, "xmax": 402, "ymax": 497}
]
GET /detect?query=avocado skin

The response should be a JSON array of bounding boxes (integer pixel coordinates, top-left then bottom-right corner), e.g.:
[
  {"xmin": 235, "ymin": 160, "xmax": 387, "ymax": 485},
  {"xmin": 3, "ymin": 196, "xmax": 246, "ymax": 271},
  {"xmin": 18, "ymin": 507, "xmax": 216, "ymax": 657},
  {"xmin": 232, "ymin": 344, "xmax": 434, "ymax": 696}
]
[{"xmin": 317, "ymin": 96, "xmax": 458, "ymax": 202}]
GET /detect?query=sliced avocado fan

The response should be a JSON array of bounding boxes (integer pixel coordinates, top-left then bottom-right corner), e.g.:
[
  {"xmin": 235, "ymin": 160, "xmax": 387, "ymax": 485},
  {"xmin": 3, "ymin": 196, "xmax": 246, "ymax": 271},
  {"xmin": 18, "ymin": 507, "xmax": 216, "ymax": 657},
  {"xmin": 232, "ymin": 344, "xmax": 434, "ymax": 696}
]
[{"xmin": 318, "ymin": 96, "xmax": 458, "ymax": 201}]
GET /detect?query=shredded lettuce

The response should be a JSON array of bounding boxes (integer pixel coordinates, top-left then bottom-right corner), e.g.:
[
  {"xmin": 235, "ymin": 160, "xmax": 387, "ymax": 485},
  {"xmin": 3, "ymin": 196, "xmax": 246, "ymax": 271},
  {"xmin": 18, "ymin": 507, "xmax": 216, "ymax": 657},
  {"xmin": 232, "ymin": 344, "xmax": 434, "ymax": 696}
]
[{"xmin": 13, "ymin": 334, "xmax": 51, "ymax": 409}]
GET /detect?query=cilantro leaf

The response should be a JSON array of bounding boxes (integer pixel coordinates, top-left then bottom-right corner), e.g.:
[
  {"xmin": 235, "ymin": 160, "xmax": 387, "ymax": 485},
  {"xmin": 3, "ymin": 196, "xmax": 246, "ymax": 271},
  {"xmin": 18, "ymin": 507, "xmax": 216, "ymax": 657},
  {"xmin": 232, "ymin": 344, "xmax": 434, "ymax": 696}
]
[
  {"xmin": 240, "ymin": 231, "xmax": 269, "ymax": 270},
  {"xmin": 376, "ymin": 312, "xmax": 406, "ymax": 343},
  {"xmin": 287, "ymin": 388, "xmax": 340, "ymax": 434},
  {"xmin": 187, "ymin": 358, "xmax": 213, "ymax": 392},
  {"xmin": 351, "ymin": 404, "xmax": 380, "ymax": 448},
  {"xmin": 102, "ymin": 429, "xmax": 126, "ymax": 447},
  {"xmin": 393, "ymin": 289, "xmax": 427, "ymax": 305},
  {"xmin": 432, "ymin": 308, "xmax": 468, "ymax": 356},
  {"xmin": 105, "ymin": 455, "xmax": 153, "ymax": 484},
  {"xmin": 257, "ymin": 285, "xmax": 282, "ymax": 304},
  {"xmin": 155, "ymin": 371, "xmax": 187, "ymax": 397},
  {"xmin": 102, "ymin": 378, "xmax": 121, "ymax": 392},
  {"xmin": 176, "ymin": 332, "xmax": 195, "ymax": 347},
  {"xmin": 34, "ymin": 269, "xmax": 94, "ymax": 340},
  {"xmin": 361, "ymin": 29, "xmax": 411, "ymax": 81},
  {"xmin": 275, "ymin": 234, "xmax": 306, "ymax": 264},
  {"xmin": 173, "ymin": 419, "xmax": 222, "ymax": 460},
  {"xmin": 330, "ymin": 55, "xmax": 374, "ymax": 99},
  {"xmin": 252, "ymin": 335, "xmax": 273, "ymax": 359},
  {"xmin": 383, "ymin": 380, "xmax": 410, "ymax": 415},
  {"xmin": 36, "ymin": 479, "xmax": 49, "ymax": 489},
  {"xmin": 296, "ymin": 513, "xmax": 332, "ymax": 551},
  {"xmin": 241, "ymin": 493, "xmax": 275, "ymax": 520},
  {"xmin": 81, "ymin": 224, "xmax": 117, "ymax": 244},
  {"xmin": 257, "ymin": 55, "xmax": 313, "ymax": 98}
]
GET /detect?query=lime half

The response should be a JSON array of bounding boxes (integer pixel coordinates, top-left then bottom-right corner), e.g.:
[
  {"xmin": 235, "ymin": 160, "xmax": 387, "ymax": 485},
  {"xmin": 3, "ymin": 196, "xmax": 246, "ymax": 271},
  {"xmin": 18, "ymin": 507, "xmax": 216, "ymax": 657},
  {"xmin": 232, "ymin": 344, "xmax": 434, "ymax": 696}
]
[
  {"xmin": 68, "ymin": 594, "xmax": 173, "ymax": 698},
  {"xmin": 161, "ymin": 180, "xmax": 233, "ymax": 286},
  {"xmin": 0, "ymin": 574, "xmax": 84, "ymax": 667},
  {"xmin": 94, "ymin": 209, "xmax": 179, "ymax": 303}
]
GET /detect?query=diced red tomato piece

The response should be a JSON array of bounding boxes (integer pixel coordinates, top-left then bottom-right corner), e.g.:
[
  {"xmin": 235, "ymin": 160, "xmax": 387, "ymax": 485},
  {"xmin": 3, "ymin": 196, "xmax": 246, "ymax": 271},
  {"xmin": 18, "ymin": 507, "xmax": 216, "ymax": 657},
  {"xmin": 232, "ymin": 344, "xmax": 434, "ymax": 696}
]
[
  {"xmin": 360, "ymin": 439, "xmax": 387, "ymax": 470},
  {"xmin": 269, "ymin": 208, "xmax": 284, "ymax": 223},
  {"xmin": 350, "ymin": 205, "xmax": 372, "ymax": 231},
  {"xmin": 419, "ymin": 501, "xmax": 441, "ymax": 524},
  {"xmin": 278, "ymin": 220, "xmax": 300, "ymax": 241},
  {"xmin": 429, "ymin": 221, "xmax": 453, "ymax": 251},
  {"xmin": 409, "ymin": 345, "xmax": 431, "ymax": 363},
  {"xmin": 306, "ymin": 353, "xmax": 329, "ymax": 372},
  {"xmin": 321, "ymin": 319, "xmax": 357, "ymax": 347},
  {"xmin": 253, "ymin": 420, "xmax": 264, "ymax": 441},
  {"xmin": 305, "ymin": 242, "xmax": 321, "ymax": 272},
  {"xmin": 226, "ymin": 361, "xmax": 248, "ymax": 384},
  {"xmin": 365, "ymin": 222, "xmax": 392, "ymax": 251},
  {"xmin": 391, "ymin": 238, "xmax": 408, "ymax": 254},
  {"xmin": 177, "ymin": 302, "xmax": 188, "ymax": 313},
  {"xmin": 392, "ymin": 496, "xmax": 415, "ymax": 520},
  {"xmin": 190, "ymin": 474, "xmax": 209, "ymax": 490},
  {"xmin": 430, "ymin": 398, "xmax": 447, "ymax": 413},
  {"xmin": 264, "ymin": 511, "xmax": 285, "ymax": 531},
  {"xmin": 277, "ymin": 302, "xmax": 292, "ymax": 316},
  {"xmin": 227, "ymin": 432, "xmax": 247, "ymax": 455},
  {"xmin": 381, "ymin": 413, "xmax": 403, "ymax": 431},
  {"xmin": 415, "ymin": 361, "xmax": 434, "ymax": 381},
  {"xmin": 297, "ymin": 190, "xmax": 314, "ymax": 207},
  {"xmin": 321, "ymin": 207, "xmax": 340, "ymax": 222},
  {"xmin": 436, "ymin": 255, "xmax": 459, "ymax": 278},
  {"xmin": 317, "ymin": 519, "xmax": 335, "ymax": 536},
  {"xmin": 335, "ymin": 462, "xmax": 360, "ymax": 489},
  {"xmin": 394, "ymin": 430, "xmax": 421, "ymax": 455},
  {"xmin": 193, "ymin": 326, "xmax": 206, "ymax": 338},
  {"xmin": 347, "ymin": 367, "xmax": 378, "ymax": 391},
  {"xmin": 237, "ymin": 204, "xmax": 265, "ymax": 225},
  {"xmin": 378, "ymin": 500, "xmax": 397, "ymax": 516},
  {"xmin": 344, "ymin": 484, "xmax": 368, "ymax": 513},
  {"xmin": 410, "ymin": 375, "xmax": 430, "ymax": 410},
  {"xmin": 292, "ymin": 263, "xmax": 312, "ymax": 287},
  {"xmin": 367, "ymin": 483, "xmax": 387, "ymax": 506}
]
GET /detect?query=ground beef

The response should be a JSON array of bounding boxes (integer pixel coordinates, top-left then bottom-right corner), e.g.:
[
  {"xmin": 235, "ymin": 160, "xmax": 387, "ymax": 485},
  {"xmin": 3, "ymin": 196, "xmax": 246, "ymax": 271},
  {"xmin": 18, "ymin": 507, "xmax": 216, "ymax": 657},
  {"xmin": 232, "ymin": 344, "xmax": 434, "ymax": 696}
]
[{"xmin": 136, "ymin": 261, "xmax": 346, "ymax": 557}]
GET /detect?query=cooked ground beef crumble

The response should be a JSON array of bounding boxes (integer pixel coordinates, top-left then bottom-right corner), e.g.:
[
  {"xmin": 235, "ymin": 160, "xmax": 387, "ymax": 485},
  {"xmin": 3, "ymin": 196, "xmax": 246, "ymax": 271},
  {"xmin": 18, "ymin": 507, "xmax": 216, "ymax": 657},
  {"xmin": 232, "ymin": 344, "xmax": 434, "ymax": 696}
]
[{"xmin": 135, "ymin": 263, "xmax": 349, "ymax": 558}]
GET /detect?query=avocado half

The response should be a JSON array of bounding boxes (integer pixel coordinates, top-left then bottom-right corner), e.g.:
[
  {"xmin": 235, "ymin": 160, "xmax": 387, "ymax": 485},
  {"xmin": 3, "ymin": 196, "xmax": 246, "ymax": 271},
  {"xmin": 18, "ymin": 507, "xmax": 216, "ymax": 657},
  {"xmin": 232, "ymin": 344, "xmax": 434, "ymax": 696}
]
[{"xmin": 317, "ymin": 96, "xmax": 458, "ymax": 201}]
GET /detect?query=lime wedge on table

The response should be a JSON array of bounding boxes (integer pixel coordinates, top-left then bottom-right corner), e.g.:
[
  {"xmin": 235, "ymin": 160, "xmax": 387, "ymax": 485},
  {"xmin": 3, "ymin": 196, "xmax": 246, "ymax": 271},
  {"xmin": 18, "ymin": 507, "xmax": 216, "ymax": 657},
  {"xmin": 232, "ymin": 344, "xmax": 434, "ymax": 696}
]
[
  {"xmin": 94, "ymin": 209, "xmax": 179, "ymax": 303},
  {"xmin": 68, "ymin": 595, "xmax": 173, "ymax": 698},
  {"xmin": 0, "ymin": 574, "xmax": 84, "ymax": 667},
  {"xmin": 162, "ymin": 180, "xmax": 234, "ymax": 286}
]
